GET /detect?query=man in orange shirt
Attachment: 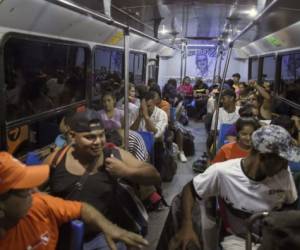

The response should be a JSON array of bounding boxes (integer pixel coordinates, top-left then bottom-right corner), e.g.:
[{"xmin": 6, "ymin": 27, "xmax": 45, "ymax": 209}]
[
  {"xmin": 0, "ymin": 152, "xmax": 148, "ymax": 250},
  {"xmin": 153, "ymin": 90, "xmax": 170, "ymax": 119}
]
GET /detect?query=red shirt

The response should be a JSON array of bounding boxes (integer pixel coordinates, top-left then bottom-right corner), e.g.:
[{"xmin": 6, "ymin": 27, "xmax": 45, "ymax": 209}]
[
  {"xmin": 212, "ymin": 142, "xmax": 249, "ymax": 164},
  {"xmin": 0, "ymin": 193, "xmax": 82, "ymax": 250},
  {"xmin": 177, "ymin": 84, "xmax": 193, "ymax": 96}
]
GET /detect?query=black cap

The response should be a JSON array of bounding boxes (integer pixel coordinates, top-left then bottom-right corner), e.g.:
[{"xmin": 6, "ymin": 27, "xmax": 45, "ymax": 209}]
[
  {"xmin": 69, "ymin": 109, "xmax": 103, "ymax": 132},
  {"xmin": 221, "ymin": 88, "xmax": 236, "ymax": 99}
]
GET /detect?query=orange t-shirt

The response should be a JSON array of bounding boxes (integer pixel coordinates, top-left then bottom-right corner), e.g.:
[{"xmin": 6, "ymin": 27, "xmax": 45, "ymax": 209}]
[
  {"xmin": 158, "ymin": 100, "xmax": 170, "ymax": 118},
  {"xmin": 212, "ymin": 142, "xmax": 249, "ymax": 164},
  {"xmin": 0, "ymin": 193, "xmax": 82, "ymax": 250}
]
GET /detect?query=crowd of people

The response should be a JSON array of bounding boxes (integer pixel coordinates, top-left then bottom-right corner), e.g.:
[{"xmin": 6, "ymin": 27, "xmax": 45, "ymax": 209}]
[{"xmin": 2, "ymin": 71, "xmax": 300, "ymax": 250}]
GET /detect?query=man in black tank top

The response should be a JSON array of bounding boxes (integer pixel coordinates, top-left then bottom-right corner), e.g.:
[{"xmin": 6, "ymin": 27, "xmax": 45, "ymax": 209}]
[{"xmin": 46, "ymin": 109, "xmax": 161, "ymax": 249}]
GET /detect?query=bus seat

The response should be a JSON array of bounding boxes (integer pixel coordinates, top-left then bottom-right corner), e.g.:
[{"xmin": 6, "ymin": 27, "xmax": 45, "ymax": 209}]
[
  {"xmin": 25, "ymin": 151, "xmax": 42, "ymax": 165},
  {"xmin": 70, "ymin": 220, "xmax": 85, "ymax": 250},
  {"xmin": 185, "ymin": 99, "xmax": 195, "ymax": 108},
  {"xmin": 170, "ymin": 107, "xmax": 176, "ymax": 123},
  {"xmin": 289, "ymin": 161, "xmax": 300, "ymax": 173},
  {"xmin": 137, "ymin": 131, "xmax": 154, "ymax": 163},
  {"xmin": 217, "ymin": 124, "xmax": 232, "ymax": 150}
]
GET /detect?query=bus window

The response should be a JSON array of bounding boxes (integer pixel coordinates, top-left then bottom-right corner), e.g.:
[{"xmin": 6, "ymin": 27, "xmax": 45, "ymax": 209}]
[
  {"xmin": 110, "ymin": 50, "xmax": 123, "ymax": 77},
  {"xmin": 262, "ymin": 56, "xmax": 275, "ymax": 84},
  {"xmin": 129, "ymin": 52, "xmax": 135, "ymax": 83},
  {"xmin": 129, "ymin": 52, "xmax": 146, "ymax": 85},
  {"xmin": 4, "ymin": 37, "xmax": 88, "ymax": 122},
  {"xmin": 93, "ymin": 47, "xmax": 124, "ymax": 112},
  {"xmin": 134, "ymin": 54, "xmax": 145, "ymax": 85},
  {"xmin": 281, "ymin": 53, "xmax": 300, "ymax": 105},
  {"xmin": 250, "ymin": 58, "xmax": 259, "ymax": 81}
]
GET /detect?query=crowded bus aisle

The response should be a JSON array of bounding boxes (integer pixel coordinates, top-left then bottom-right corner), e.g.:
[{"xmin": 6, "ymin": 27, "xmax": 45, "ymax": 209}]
[
  {"xmin": 2, "ymin": 1, "xmax": 300, "ymax": 250},
  {"xmin": 145, "ymin": 120, "xmax": 207, "ymax": 249}
]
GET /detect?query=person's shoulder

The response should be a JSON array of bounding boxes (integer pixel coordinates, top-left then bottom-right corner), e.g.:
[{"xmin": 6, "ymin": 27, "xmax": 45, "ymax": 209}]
[
  {"xmin": 129, "ymin": 130, "xmax": 141, "ymax": 140},
  {"xmin": 210, "ymin": 158, "xmax": 242, "ymax": 173},
  {"xmin": 155, "ymin": 106, "xmax": 167, "ymax": 116},
  {"xmin": 221, "ymin": 142, "xmax": 236, "ymax": 150},
  {"xmin": 29, "ymin": 193, "xmax": 54, "ymax": 215},
  {"xmin": 32, "ymin": 192, "xmax": 56, "ymax": 204},
  {"xmin": 116, "ymin": 108, "xmax": 124, "ymax": 116}
]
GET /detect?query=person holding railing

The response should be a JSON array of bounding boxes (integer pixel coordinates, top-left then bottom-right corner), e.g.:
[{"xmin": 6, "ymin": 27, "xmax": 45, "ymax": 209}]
[{"xmin": 170, "ymin": 125, "xmax": 298, "ymax": 250}]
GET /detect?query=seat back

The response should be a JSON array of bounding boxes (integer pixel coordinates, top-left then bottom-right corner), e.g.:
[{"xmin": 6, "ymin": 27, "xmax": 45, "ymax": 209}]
[
  {"xmin": 217, "ymin": 123, "xmax": 232, "ymax": 150},
  {"xmin": 70, "ymin": 220, "xmax": 85, "ymax": 250},
  {"xmin": 26, "ymin": 151, "xmax": 42, "ymax": 165},
  {"xmin": 137, "ymin": 131, "xmax": 154, "ymax": 163},
  {"xmin": 289, "ymin": 161, "xmax": 300, "ymax": 174}
]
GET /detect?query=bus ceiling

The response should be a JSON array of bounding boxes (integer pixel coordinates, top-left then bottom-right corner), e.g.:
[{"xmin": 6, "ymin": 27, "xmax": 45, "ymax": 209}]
[{"xmin": 1, "ymin": 1, "xmax": 300, "ymax": 56}]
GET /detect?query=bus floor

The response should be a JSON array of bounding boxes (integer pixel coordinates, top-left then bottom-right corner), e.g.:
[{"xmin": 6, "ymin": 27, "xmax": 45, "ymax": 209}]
[{"xmin": 145, "ymin": 120, "xmax": 207, "ymax": 250}]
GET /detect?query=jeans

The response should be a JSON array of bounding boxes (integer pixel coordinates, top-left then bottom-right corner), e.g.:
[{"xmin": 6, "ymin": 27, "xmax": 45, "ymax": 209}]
[{"xmin": 83, "ymin": 233, "xmax": 127, "ymax": 250}]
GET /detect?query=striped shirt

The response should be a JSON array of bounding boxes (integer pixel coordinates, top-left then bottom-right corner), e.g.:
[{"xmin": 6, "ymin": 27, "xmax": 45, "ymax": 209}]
[{"xmin": 129, "ymin": 130, "xmax": 149, "ymax": 161}]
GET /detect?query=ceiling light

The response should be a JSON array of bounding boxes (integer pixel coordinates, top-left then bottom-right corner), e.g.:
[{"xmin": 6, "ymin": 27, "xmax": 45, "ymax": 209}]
[
  {"xmin": 244, "ymin": 8, "xmax": 257, "ymax": 17},
  {"xmin": 187, "ymin": 44, "xmax": 215, "ymax": 48},
  {"xmin": 159, "ymin": 25, "xmax": 169, "ymax": 35},
  {"xmin": 227, "ymin": 37, "xmax": 232, "ymax": 43}
]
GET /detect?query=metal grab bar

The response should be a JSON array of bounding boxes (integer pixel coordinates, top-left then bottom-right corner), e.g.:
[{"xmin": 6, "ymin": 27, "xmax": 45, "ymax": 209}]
[{"xmin": 245, "ymin": 212, "xmax": 269, "ymax": 250}]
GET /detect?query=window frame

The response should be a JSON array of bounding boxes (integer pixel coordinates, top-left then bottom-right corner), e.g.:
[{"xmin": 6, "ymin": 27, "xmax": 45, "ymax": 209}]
[{"xmin": 0, "ymin": 32, "xmax": 91, "ymax": 150}]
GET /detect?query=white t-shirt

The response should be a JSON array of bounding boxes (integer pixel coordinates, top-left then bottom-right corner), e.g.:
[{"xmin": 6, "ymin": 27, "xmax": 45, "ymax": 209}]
[
  {"xmin": 193, "ymin": 158, "xmax": 297, "ymax": 235},
  {"xmin": 211, "ymin": 107, "xmax": 240, "ymax": 131},
  {"xmin": 138, "ymin": 106, "xmax": 168, "ymax": 139}
]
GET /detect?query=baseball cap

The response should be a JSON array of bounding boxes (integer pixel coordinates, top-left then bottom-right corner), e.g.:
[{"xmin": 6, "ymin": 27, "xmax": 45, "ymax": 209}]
[
  {"xmin": 0, "ymin": 152, "xmax": 49, "ymax": 194},
  {"xmin": 69, "ymin": 109, "xmax": 103, "ymax": 133},
  {"xmin": 221, "ymin": 88, "xmax": 236, "ymax": 98},
  {"xmin": 251, "ymin": 125, "xmax": 300, "ymax": 162}
]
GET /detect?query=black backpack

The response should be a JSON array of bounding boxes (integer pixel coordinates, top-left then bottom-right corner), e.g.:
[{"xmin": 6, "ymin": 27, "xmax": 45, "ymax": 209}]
[
  {"xmin": 258, "ymin": 211, "xmax": 300, "ymax": 250},
  {"xmin": 160, "ymin": 145, "xmax": 178, "ymax": 182},
  {"xmin": 183, "ymin": 131, "xmax": 195, "ymax": 157}
]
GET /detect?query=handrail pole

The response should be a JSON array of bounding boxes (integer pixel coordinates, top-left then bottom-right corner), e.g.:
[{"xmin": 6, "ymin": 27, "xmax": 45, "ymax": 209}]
[
  {"xmin": 212, "ymin": 44, "xmax": 233, "ymax": 156},
  {"xmin": 212, "ymin": 44, "xmax": 221, "ymax": 85},
  {"xmin": 124, "ymin": 28, "xmax": 130, "ymax": 150}
]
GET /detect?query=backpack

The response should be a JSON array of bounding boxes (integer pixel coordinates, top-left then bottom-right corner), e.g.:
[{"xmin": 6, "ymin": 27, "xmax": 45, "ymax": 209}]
[
  {"xmin": 183, "ymin": 131, "xmax": 195, "ymax": 157},
  {"xmin": 157, "ymin": 194, "xmax": 202, "ymax": 250},
  {"xmin": 258, "ymin": 211, "xmax": 300, "ymax": 250},
  {"xmin": 160, "ymin": 145, "xmax": 178, "ymax": 182},
  {"xmin": 104, "ymin": 144, "xmax": 149, "ymax": 236}
]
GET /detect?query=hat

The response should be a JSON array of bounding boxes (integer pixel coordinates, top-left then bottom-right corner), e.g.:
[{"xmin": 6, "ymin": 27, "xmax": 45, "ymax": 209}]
[
  {"xmin": 251, "ymin": 125, "xmax": 300, "ymax": 162},
  {"xmin": 69, "ymin": 109, "xmax": 103, "ymax": 133},
  {"xmin": 221, "ymin": 88, "xmax": 236, "ymax": 98},
  {"xmin": 0, "ymin": 152, "xmax": 49, "ymax": 194}
]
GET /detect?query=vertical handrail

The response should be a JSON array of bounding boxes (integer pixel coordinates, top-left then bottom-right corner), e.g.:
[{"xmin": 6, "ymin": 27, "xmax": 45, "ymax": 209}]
[
  {"xmin": 180, "ymin": 42, "xmax": 185, "ymax": 84},
  {"xmin": 212, "ymin": 45, "xmax": 221, "ymax": 85},
  {"xmin": 212, "ymin": 44, "xmax": 233, "ymax": 156},
  {"xmin": 124, "ymin": 28, "xmax": 130, "ymax": 150},
  {"xmin": 246, "ymin": 212, "xmax": 269, "ymax": 250},
  {"xmin": 217, "ymin": 50, "xmax": 223, "ymax": 81},
  {"xmin": 183, "ymin": 42, "xmax": 187, "ymax": 78}
]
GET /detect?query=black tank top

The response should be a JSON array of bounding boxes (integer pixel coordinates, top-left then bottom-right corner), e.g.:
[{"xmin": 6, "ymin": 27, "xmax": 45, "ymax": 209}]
[{"xmin": 50, "ymin": 154, "xmax": 116, "ymax": 222}]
